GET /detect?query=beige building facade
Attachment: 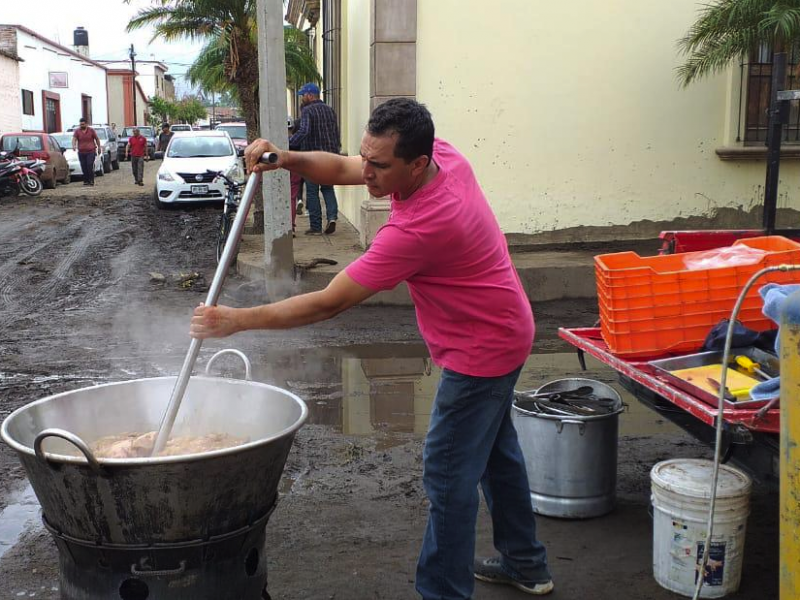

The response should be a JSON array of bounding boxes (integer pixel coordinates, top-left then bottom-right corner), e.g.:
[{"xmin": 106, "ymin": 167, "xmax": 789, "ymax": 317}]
[
  {"xmin": 0, "ymin": 49, "xmax": 22, "ymax": 134},
  {"xmin": 287, "ymin": 0, "xmax": 800, "ymax": 246}
]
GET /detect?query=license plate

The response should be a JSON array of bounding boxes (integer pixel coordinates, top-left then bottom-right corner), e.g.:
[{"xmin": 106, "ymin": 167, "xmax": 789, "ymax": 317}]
[{"xmin": 191, "ymin": 185, "xmax": 209, "ymax": 194}]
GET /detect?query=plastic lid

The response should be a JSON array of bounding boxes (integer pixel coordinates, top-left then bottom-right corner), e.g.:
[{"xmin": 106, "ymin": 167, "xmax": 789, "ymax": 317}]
[{"xmin": 651, "ymin": 459, "xmax": 752, "ymax": 499}]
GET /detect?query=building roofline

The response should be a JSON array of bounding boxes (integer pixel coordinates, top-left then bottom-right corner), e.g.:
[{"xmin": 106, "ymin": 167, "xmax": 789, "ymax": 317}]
[
  {"xmin": 0, "ymin": 48, "xmax": 22, "ymax": 61},
  {"xmin": 98, "ymin": 59, "xmax": 169, "ymax": 72},
  {"xmin": 0, "ymin": 24, "xmax": 106, "ymax": 69}
]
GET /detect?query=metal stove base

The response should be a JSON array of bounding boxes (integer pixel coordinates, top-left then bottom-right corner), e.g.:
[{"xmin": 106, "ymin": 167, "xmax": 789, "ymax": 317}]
[{"xmin": 45, "ymin": 511, "xmax": 273, "ymax": 600}]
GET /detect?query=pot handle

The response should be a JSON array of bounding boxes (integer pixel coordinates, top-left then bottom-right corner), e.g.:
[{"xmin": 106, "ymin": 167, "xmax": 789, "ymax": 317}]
[
  {"xmin": 34, "ymin": 428, "xmax": 102, "ymax": 472},
  {"xmin": 205, "ymin": 348, "xmax": 252, "ymax": 381},
  {"xmin": 556, "ymin": 419, "xmax": 586, "ymax": 436},
  {"xmin": 131, "ymin": 559, "xmax": 187, "ymax": 577}
]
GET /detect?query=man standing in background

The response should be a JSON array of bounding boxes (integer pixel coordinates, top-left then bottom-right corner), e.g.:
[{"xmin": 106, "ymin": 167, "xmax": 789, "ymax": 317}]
[
  {"xmin": 290, "ymin": 82, "xmax": 341, "ymax": 236},
  {"xmin": 156, "ymin": 123, "xmax": 174, "ymax": 153},
  {"xmin": 71, "ymin": 118, "xmax": 101, "ymax": 187},
  {"xmin": 125, "ymin": 128, "xmax": 148, "ymax": 186}
]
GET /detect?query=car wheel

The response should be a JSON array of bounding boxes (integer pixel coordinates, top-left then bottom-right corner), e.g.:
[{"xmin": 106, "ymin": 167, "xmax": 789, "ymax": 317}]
[
  {"xmin": 153, "ymin": 189, "xmax": 167, "ymax": 210},
  {"xmin": 95, "ymin": 165, "xmax": 104, "ymax": 177},
  {"xmin": 112, "ymin": 158, "xmax": 120, "ymax": 171},
  {"xmin": 103, "ymin": 155, "xmax": 111, "ymax": 173},
  {"xmin": 43, "ymin": 175, "xmax": 56, "ymax": 190}
]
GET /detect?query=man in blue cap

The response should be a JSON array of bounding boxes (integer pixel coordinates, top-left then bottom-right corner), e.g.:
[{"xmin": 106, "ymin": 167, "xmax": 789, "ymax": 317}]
[{"xmin": 290, "ymin": 82, "xmax": 341, "ymax": 235}]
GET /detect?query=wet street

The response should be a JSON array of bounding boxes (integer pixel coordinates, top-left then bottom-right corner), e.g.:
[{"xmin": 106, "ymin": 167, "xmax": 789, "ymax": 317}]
[{"xmin": 0, "ymin": 168, "xmax": 778, "ymax": 598}]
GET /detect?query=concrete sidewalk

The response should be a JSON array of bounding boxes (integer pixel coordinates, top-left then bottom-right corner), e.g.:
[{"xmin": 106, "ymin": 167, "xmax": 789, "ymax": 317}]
[{"xmin": 237, "ymin": 213, "xmax": 654, "ymax": 306}]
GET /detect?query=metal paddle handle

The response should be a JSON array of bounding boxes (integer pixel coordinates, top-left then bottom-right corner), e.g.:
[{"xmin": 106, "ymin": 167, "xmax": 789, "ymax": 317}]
[{"xmin": 151, "ymin": 152, "xmax": 277, "ymax": 456}]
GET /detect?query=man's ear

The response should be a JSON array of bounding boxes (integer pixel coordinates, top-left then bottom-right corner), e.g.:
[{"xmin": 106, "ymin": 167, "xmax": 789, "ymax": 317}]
[{"xmin": 411, "ymin": 155, "xmax": 430, "ymax": 176}]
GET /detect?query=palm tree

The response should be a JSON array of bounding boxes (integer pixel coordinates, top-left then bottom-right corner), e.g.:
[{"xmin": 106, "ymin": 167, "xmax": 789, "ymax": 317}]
[
  {"xmin": 186, "ymin": 25, "xmax": 320, "ymax": 104},
  {"xmin": 127, "ymin": 0, "xmax": 261, "ymax": 140},
  {"xmin": 127, "ymin": 0, "xmax": 320, "ymax": 230},
  {"xmin": 677, "ymin": 0, "xmax": 800, "ymax": 87}
]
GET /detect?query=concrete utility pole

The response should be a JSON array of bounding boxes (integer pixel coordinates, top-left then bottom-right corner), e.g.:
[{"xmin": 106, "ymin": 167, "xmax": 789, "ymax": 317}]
[
  {"xmin": 256, "ymin": 0, "xmax": 294, "ymax": 287},
  {"xmin": 129, "ymin": 44, "xmax": 137, "ymax": 125}
]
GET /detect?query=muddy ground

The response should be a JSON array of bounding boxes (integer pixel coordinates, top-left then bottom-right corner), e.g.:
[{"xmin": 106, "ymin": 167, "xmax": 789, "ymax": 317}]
[{"xmin": 0, "ymin": 166, "xmax": 778, "ymax": 599}]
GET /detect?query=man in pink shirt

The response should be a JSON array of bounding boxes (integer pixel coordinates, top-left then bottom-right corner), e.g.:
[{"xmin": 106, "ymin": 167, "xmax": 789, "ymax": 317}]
[{"xmin": 190, "ymin": 99, "xmax": 553, "ymax": 598}]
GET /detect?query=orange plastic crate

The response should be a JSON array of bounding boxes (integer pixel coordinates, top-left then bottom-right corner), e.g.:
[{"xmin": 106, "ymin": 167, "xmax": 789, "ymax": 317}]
[{"xmin": 595, "ymin": 236, "xmax": 800, "ymax": 358}]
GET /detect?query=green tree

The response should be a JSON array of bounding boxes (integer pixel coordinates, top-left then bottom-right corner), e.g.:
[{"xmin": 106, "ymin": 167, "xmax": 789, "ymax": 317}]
[
  {"xmin": 149, "ymin": 95, "xmax": 175, "ymax": 123},
  {"xmin": 173, "ymin": 96, "xmax": 208, "ymax": 124},
  {"xmin": 677, "ymin": 0, "xmax": 800, "ymax": 86}
]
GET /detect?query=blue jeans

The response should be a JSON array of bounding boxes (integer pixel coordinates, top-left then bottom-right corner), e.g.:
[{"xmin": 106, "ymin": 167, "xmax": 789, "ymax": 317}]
[
  {"xmin": 304, "ymin": 180, "xmax": 338, "ymax": 231},
  {"xmin": 416, "ymin": 366, "xmax": 550, "ymax": 600}
]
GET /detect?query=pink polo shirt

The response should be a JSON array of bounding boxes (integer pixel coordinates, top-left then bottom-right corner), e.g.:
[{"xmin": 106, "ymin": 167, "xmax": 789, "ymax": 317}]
[{"xmin": 346, "ymin": 139, "xmax": 534, "ymax": 377}]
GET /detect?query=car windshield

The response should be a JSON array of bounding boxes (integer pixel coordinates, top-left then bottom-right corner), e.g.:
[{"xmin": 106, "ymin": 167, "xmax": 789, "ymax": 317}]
[
  {"xmin": 52, "ymin": 134, "xmax": 73, "ymax": 147},
  {"xmin": 216, "ymin": 125, "xmax": 247, "ymax": 140},
  {"xmin": 171, "ymin": 125, "xmax": 191, "ymax": 131},
  {"xmin": 122, "ymin": 127, "xmax": 154, "ymax": 137},
  {"xmin": 167, "ymin": 137, "xmax": 233, "ymax": 158},
  {"xmin": 97, "ymin": 129, "xmax": 108, "ymax": 141},
  {"xmin": 1, "ymin": 135, "xmax": 42, "ymax": 152}
]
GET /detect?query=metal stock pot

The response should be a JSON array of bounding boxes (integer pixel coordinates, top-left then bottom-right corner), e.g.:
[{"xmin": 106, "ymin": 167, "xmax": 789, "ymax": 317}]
[
  {"xmin": 512, "ymin": 378, "xmax": 624, "ymax": 519},
  {"xmin": 0, "ymin": 350, "xmax": 308, "ymax": 546}
]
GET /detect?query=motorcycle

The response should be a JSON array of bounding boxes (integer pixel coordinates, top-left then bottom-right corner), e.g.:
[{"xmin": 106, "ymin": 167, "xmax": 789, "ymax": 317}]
[
  {"xmin": 0, "ymin": 159, "xmax": 23, "ymax": 198},
  {"xmin": 14, "ymin": 159, "xmax": 45, "ymax": 196},
  {"xmin": 0, "ymin": 152, "xmax": 45, "ymax": 197}
]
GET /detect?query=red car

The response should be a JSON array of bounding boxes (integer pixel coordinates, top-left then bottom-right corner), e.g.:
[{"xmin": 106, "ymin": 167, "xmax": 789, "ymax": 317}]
[
  {"xmin": 214, "ymin": 123, "xmax": 248, "ymax": 154},
  {"xmin": 0, "ymin": 132, "xmax": 70, "ymax": 189}
]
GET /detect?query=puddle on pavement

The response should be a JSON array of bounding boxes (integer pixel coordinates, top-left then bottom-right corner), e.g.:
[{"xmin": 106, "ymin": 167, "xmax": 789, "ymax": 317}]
[
  {"xmin": 239, "ymin": 344, "xmax": 683, "ymax": 441},
  {"xmin": 0, "ymin": 483, "xmax": 41, "ymax": 561}
]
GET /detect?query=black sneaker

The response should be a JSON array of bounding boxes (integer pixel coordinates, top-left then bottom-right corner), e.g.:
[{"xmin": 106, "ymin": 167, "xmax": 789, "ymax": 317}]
[
  {"xmin": 296, "ymin": 200, "xmax": 304, "ymax": 215},
  {"xmin": 324, "ymin": 220, "xmax": 337, "ymax": 235},
  {"xmin": 304, "ymin": 229, "xmax": 322, "ymax": 236},
  {"xmin": 474, "ymin": 557, "xmax": 554, "ymax": 596}
]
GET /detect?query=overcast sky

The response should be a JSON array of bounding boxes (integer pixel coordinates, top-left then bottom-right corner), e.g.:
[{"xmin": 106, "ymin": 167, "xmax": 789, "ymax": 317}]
[{"xmin": 2, "ymin": 0, "xmax": 205, "ymax": 95}]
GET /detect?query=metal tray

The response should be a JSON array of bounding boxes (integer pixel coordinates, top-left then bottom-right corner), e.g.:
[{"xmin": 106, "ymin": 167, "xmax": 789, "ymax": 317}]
[{"xmin": 648, "ymin": 347, "xmax": 779, "ymax": 409}]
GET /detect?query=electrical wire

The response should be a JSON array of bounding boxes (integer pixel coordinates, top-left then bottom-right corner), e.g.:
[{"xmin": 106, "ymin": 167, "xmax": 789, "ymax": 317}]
[{"xmin": 692, "ymin": 263, "xmax": 800, "ymax": 600}]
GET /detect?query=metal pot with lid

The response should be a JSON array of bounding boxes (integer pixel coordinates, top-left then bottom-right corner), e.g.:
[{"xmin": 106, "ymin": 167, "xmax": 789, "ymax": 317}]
[{"xmin": 512, "ymin": 378, "xmax": 624, "ymax": 519}]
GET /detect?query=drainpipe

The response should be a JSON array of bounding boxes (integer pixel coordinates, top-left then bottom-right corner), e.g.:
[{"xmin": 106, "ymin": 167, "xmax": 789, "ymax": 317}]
[{"xmin": 780, "ymin": 289, "xmax": 800, "ymax": 599}]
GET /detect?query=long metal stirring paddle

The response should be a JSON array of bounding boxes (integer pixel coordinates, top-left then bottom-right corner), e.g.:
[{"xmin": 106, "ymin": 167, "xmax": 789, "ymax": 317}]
[{"xmin": 151, "ymin": 152, "xmax": 278, "ymax": 456}]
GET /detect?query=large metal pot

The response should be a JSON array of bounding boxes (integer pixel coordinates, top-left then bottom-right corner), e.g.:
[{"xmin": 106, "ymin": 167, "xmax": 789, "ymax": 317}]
[
  {"xmin": 1, "ymin": 364, "xmax": 307, "ymax": 546},
  {"xmin": 511, "ymin": 378, "xmax": 623, "ymax": 519}
]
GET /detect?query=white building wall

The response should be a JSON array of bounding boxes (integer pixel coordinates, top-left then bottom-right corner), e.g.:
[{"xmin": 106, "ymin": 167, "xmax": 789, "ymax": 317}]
[
  {"xmin": 0, "ymin": 54, "xmax": 22, "ymax": 134},
  {"xmin": 16, "ymin": 29, "xmax": 108, "ymax": 131}
]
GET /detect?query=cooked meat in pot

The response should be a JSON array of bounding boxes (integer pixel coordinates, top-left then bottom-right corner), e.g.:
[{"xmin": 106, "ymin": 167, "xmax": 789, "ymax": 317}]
[{"xmin": 91, "ymin": 431, "xmax": 247, "ymax": 458}]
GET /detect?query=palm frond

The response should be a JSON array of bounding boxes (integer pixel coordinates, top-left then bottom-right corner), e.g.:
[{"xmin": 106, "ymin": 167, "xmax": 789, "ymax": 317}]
[{"xmin": 678, "ymin": 0, "xmax": 800, "ymax": 86}]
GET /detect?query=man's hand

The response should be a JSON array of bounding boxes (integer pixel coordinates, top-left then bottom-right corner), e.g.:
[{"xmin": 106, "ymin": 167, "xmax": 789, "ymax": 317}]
[
  {"xmin": 244, "ymin": 139, "xmax": 286, "ymax": 175},
  {"xmin": 190, "ymin": 303, "xmax": 241, "ymax": 339}
]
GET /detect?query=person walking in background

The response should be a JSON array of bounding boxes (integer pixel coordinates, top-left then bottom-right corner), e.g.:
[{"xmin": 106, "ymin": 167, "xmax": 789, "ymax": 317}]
[
  {"xmin": 71, "ymin": 118, "xmax": 101, "ymax": 187},
  {"xmin": 290, "ymin": 82, "xmax": 340, "ymax": 236},
  {"xmin": 125, "ymin": 127, "xmax": 148, "ymax": 186},
  {"xmin": 288, "ymin": 117, "xmax": 304, "ymax": 237},
  {"xmin": 156, "ymin": 123, "xmax": 174, "ymax": 153}
]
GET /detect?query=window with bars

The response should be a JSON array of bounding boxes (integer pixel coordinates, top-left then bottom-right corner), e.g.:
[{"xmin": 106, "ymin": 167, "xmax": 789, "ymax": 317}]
[
  {"xmin": 21, "ymin": 89, "xmax": 34, "ymax": 116},
  {"xmin": 741, "ymin": 45, "xmax": 800, "ymax": 145},
  {"xmin": 321, "ymin": 0, "xmax": 342, "ymax": 132}
]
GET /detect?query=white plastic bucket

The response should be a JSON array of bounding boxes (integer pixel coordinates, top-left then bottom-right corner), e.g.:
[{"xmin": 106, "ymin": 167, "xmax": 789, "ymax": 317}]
[{"xmin": 651, "ymin": 459, "xmax": 752, "ymax": 598}]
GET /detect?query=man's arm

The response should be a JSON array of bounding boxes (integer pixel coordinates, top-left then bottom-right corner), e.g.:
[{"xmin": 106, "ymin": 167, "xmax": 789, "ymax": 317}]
[
  {"xmin": 190, "ymin": 271, "xmax": 376, "ymax": 338},
  {"xmin": 72, "ymin": 132, "xmax": 78, "ymax": 151},
  {"xmin": 288, "ymin": 110, "xmax": 309, "ymax": 149},
  {"xmin": 93, "ymin": 131, "xmax": 102, "ymax": 154},
  {"xmin": 125, "ymin": 141, "xmax": 131, "ymax": 158},
  {"xmin": 244, "ymin": 139, "xmax": 363, "ymax": 186}
]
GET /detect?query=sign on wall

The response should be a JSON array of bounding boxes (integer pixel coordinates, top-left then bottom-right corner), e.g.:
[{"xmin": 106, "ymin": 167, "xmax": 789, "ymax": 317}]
[{"xmin": 48, "ymin": 72, "xmax": 68, "ymax": 89}]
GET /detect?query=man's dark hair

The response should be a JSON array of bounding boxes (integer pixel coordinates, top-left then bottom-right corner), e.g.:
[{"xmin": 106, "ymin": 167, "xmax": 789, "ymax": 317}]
[{"xmin": 367, "ymin": 98, "xmax": 434, "ymax": 163}]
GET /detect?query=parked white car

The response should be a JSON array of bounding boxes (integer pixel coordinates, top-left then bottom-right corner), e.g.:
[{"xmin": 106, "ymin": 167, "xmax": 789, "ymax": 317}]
[
  {"xmin": 51, "ymin": 133, "xmax": 104, "ymax": 181},
  {"xmin": 153, "ymin": 131, "xmax": 244, "ymax": 208}
]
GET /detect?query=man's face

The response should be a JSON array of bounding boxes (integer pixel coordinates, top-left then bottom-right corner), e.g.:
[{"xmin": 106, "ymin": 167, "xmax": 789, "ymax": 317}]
[
  {"xmin": 79, "ymin": 122, "xmax": 87, "ymax": 130},
  {"xmin": 162, "ymin": 127, "xmax": 170, "ymax": 134},
  {"xmin": 360, "ymin": 131, "xmax": 428, "ymax": 199},
  {"xmin": 133, "ymin": 129, "xmax": 140, "ymax": 137},
  {"xmin": 301, "ymin": 93, "xmax": 314, "ymax": 106}
]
